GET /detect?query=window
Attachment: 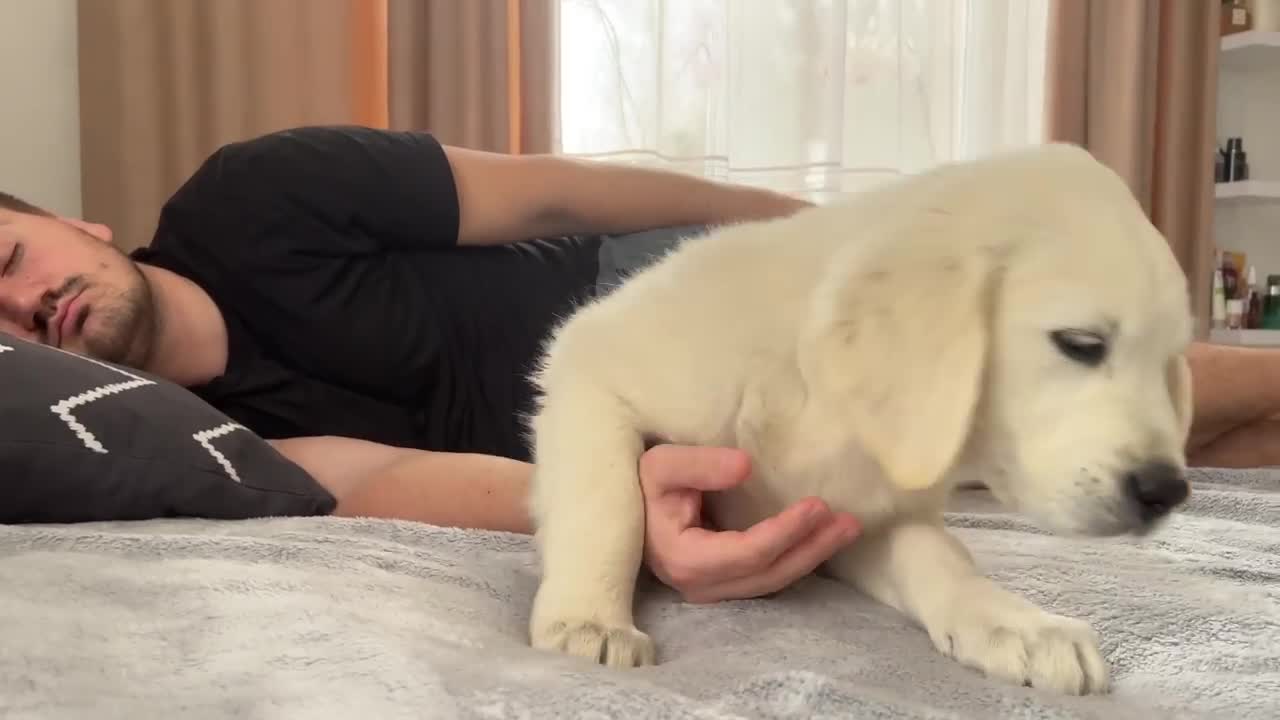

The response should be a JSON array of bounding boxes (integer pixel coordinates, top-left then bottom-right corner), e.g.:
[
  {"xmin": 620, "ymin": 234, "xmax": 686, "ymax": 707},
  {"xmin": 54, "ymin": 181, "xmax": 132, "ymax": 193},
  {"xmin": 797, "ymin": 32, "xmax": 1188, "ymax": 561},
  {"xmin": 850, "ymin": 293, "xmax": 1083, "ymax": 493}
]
[{"xmin": 558, "ymin": 0, "xmax": 1049, "ymax": 200}]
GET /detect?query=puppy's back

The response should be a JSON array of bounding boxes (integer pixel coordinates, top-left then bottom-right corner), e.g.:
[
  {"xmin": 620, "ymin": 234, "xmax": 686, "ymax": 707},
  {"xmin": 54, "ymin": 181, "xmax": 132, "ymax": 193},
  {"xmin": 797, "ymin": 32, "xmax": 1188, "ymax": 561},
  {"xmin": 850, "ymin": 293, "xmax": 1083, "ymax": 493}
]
[
  {"xmin": 530, "ymin": 143, "xmax": 1111, "ymax": 446},
  {"xmin": 531, "ymin": 208, "xmax": 846, "ymax": 447}
]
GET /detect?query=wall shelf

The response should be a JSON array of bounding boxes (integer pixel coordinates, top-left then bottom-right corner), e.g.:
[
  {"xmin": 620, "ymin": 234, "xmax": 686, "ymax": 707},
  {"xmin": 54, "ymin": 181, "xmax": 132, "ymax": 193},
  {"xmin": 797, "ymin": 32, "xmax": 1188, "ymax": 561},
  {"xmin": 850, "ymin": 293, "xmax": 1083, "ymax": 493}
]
[
  {"xmin": 1209, "ymin": 328, "xmax": 1280, "ymax": 347},
  {"xmin": 1212, "ymin": 26, "xmax": 1280, "ymax": 340},
  {"xmin": 1220, "ymin": 30, "xmax": 1280, "ymax": 72},
  {"xmin": 1215, "ymin": 180, "xmax": 1280, "ymax": 202}
]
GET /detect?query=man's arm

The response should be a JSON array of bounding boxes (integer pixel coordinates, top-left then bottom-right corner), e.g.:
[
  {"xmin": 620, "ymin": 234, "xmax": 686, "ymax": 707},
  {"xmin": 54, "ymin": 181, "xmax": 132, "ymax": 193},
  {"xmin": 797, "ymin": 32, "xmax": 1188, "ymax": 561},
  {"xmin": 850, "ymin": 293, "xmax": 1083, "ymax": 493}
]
[
  {"xmin": 213, "ymin": 125, "xmax": 807, "ymax": 250},
  {"xmin": 269, "ymin": 435, "xmax": 533, "ymax": 532},
  {"xmin": 444, "ymin": 146, "xmax": 813, "ymax": 246},
  {"xmin": 268, "ymin": 436, "xmax": 861, "ymax": 602}
]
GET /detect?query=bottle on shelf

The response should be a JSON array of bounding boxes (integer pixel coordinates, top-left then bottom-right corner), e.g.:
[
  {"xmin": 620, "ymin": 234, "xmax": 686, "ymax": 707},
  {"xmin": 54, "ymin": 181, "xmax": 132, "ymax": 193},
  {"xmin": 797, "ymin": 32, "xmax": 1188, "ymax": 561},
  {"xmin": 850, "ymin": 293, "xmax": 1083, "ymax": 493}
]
[
  {"xmin": 1221, "ymin": 0, "xmax": 1253, "ymax": 36},
  {"xmin": 1213, "ymin": 258, "xmax": 1227, "ymax": 330},
  {"xmin": 1247, "ymin": 266, "xmax": 1264, "ymax": 329},
  {"xmin": 1224, "ymin": 137, "xmax": 1249, "ymax": 182},
  {"xmin": 1264, "ymin": 275, "xmax": 1280, "ymax": 330}
]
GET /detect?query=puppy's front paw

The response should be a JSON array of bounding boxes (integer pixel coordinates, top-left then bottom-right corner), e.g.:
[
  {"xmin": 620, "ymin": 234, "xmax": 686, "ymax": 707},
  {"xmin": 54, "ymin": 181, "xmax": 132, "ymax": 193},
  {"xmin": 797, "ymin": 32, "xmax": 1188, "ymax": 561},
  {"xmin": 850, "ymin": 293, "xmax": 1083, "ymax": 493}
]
[
  {"xmin": 531, "ymin": 617, "xmax": 656, "ymax": 667},
  {"xmin": 931, "ymin": 584, "xmax": 1109, "ymax": 695}
]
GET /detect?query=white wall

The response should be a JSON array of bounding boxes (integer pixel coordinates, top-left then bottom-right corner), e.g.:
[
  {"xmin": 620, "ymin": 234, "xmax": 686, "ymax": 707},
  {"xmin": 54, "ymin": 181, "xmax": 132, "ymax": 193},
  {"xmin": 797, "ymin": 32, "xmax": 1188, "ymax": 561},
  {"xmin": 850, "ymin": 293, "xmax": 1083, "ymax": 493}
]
[{"xmin": 0, "ymin": 0, "xmax": 81, "ymax": 217}]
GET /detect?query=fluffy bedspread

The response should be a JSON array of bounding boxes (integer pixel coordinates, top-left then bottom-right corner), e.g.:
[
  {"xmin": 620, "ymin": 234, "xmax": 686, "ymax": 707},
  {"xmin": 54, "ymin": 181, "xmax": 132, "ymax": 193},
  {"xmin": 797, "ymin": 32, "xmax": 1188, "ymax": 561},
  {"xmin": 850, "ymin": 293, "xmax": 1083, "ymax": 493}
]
[{"xmin": 1, "ymin": 467, "xmax": 1276, "ymax": 720}]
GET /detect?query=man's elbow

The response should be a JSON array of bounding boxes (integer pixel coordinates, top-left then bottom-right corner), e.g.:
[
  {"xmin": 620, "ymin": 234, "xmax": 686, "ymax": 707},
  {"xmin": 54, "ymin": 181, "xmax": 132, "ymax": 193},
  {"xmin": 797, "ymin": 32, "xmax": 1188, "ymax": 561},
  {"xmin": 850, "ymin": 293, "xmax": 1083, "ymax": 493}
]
[{"xmin": 520, "ymin": 154, "xmax": 601, "ymax": 236}]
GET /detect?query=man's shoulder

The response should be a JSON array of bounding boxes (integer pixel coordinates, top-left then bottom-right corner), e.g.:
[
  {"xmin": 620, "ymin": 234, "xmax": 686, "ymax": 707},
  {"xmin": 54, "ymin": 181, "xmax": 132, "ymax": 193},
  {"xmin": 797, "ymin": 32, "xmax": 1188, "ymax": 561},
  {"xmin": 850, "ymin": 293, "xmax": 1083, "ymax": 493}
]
[
  {"xmin": 133, "ymin": 124, "xmax": 460, "ymax": 271},
  {"xmin": 210, "ymin": 124, "xmax": 445, "ymax": 173},
  {"xmin": 165, "ymin": 124, "xmax": 441, "ymax": 199}
]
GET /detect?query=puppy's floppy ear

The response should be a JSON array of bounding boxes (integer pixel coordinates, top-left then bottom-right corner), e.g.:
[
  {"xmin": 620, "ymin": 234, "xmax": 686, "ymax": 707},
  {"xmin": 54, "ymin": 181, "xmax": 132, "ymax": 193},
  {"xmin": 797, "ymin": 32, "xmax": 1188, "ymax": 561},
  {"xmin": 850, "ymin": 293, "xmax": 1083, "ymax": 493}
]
[
  {"xmin": 799, "ymin": 245, "xmax": 996, "ymax": 491},
  {"xmin": 1168, "ymin": 353, "xmax": 1194, "ymax": 444}
]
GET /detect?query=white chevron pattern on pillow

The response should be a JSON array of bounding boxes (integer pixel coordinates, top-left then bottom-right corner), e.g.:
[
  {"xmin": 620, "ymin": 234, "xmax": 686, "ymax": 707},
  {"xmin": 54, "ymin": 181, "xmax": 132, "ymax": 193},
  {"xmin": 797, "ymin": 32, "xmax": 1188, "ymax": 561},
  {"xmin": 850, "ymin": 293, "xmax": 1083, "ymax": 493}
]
[
  {"xmin": 1, "ymin": 339, "xmax": 247, "ymax": 481},
  {"xmin": 192, "ymin": 422, "xmax": 249, "ymax": 483},
  {"xmin": 34, "ymin": 345, "xmax": 158, "ymax": 455},
  {"xmin": 0, "ymin": 331, "xmax": 337, "ymax": 523}
]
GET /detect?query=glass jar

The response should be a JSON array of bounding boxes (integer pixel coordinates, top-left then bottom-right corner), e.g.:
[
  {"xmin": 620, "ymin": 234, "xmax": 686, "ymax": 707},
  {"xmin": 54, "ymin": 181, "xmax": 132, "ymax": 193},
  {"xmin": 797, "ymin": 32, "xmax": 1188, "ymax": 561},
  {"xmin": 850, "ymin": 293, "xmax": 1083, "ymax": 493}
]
[{"xmin": 1263, "ymin": 275, "xmax": 1280, "ymax": 329}]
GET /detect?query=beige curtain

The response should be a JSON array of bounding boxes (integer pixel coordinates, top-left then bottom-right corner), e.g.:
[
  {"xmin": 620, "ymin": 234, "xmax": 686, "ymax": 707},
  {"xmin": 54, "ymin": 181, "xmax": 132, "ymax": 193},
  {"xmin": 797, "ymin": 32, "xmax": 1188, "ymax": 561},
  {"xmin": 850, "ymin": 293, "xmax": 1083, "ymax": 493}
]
[
  {"xmin": 387, "ymin": 0, "xmax": 557, "ymax": 154},
  {"xmin": 1043, "ymin": 0, "xmax": 1220, "ymax": 338},
  {"xmin": 77, "ymin": 0, "xmax": 555, "ymax": 253}
]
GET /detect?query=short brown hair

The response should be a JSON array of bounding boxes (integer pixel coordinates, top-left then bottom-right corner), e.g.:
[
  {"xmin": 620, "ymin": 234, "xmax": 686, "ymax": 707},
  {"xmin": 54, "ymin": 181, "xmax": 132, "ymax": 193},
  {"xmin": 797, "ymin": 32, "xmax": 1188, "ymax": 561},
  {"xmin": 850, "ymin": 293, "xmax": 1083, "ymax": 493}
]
[{"xmin": 0, "ymin": 191, "xmax": 52, "ymax": 217}]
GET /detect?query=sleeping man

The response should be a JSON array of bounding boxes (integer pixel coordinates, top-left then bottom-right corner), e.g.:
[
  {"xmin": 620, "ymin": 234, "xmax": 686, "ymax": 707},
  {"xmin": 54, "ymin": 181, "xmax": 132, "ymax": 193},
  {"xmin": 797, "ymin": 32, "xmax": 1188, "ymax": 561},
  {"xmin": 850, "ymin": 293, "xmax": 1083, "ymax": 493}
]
[{"xmin": 0, "ymin": 125, "xmax": 1275, "ymax": 603}]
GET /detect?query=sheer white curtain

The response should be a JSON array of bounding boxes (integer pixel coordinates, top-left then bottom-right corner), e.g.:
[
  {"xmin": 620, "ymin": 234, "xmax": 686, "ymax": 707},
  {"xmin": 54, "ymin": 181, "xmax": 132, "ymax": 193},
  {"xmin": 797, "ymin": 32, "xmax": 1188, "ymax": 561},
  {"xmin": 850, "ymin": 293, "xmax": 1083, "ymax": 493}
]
[{"xmin": 557, "ymin": 0, "xmax": 1049, "ymax": 201}]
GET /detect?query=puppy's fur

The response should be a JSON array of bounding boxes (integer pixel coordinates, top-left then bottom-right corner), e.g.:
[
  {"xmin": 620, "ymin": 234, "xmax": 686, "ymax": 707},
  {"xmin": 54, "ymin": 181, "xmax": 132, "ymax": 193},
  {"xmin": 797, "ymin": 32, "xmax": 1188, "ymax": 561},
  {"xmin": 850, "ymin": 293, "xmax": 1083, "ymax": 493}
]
[{"xmin": 523, "ymin": 144, "xmax": 1195, "ymax": 695}]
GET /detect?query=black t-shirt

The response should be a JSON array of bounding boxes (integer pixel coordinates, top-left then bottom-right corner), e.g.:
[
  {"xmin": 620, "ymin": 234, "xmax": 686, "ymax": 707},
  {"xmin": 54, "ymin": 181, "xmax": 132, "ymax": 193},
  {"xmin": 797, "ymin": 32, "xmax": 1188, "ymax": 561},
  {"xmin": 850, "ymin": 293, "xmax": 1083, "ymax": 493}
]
[{"xmin": 130, "ymin": 125, "xmax": 602, "ymax": 461}]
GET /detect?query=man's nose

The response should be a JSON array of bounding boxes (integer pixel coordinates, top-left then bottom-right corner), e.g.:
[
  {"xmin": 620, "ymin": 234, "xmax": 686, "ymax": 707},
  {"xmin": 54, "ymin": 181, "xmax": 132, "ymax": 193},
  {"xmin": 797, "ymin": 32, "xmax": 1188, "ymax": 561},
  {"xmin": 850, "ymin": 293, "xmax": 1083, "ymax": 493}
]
[{"xmin": 0, "ymin": 282, "xmax": 46, "ymax": 338}]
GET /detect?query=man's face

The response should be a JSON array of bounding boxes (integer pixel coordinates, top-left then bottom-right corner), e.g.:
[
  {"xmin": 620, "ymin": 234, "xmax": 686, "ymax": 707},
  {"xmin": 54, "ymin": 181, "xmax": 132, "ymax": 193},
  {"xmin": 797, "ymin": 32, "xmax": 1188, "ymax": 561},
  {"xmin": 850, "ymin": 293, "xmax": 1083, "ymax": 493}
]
[{"xmin": 0, "ymin": 209, "xmax": 155, "ymax": 367}]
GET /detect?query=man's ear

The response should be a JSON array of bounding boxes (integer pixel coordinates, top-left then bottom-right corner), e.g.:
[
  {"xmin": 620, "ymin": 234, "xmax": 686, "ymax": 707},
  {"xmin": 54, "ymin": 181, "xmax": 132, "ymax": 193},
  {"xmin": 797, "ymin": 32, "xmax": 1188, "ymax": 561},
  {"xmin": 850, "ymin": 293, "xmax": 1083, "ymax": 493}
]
[
  {"xmin": 798, "ymin": 245, "xmax": 996, "ymax": 492},
  {"xmin": 60, "ymin": 217, "xmax": 113, "ymax": 244},
  {"xmin": 1168, "ymin": 353, "xmax": 1194, "ymax": 445}
]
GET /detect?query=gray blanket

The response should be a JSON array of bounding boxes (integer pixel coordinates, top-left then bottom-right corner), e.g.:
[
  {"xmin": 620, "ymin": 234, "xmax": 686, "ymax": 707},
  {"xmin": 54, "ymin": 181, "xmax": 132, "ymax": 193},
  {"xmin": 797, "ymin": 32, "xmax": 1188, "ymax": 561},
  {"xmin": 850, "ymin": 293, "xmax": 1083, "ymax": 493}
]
[{"xmin": 1, "ymin": 467, "xmax": 1276, "ymax": 720}]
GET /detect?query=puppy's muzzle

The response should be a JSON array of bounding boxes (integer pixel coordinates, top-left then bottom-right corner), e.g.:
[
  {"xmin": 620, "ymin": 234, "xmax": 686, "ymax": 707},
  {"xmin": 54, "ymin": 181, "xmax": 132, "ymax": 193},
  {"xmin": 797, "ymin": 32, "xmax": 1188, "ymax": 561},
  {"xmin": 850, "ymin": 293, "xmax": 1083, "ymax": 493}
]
[{"xmin": 1123, "ymin": 461, "xmax": 1189, "ymax": 525}]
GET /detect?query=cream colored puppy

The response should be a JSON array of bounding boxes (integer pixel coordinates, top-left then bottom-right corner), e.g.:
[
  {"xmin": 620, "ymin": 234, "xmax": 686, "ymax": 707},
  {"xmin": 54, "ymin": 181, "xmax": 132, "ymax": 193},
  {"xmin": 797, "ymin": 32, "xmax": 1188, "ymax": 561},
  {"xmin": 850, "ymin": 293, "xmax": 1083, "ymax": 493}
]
[{"xmin": 523, "ymin": 143, "xmax": 1195, "ymax": 696}]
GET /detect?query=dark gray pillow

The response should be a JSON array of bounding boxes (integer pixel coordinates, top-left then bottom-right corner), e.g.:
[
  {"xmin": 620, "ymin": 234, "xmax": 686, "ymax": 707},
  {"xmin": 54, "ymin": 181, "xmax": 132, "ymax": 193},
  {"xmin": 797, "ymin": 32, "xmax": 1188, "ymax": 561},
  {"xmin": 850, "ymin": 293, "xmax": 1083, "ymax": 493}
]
[{"xmin": 0, "ymin": 332, "xmax": 336, "ymax": 524}]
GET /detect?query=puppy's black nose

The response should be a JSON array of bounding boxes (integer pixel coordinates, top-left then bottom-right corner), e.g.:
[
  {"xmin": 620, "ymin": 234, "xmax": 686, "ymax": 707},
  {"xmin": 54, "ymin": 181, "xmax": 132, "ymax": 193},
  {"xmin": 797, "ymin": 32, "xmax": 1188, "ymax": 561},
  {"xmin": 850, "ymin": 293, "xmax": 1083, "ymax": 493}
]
[{"xmin": 1124, "ymin": 461, "xmax": 1188, "ymax": 522}]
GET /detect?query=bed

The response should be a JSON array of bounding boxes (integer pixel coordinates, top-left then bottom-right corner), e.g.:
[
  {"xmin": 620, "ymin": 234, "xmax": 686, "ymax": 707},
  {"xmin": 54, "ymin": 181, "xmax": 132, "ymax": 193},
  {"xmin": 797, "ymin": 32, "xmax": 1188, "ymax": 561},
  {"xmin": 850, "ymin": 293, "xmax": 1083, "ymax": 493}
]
[{"xmin": 0, "ymin": 466, "xmax": 1276, "ymax": 720}]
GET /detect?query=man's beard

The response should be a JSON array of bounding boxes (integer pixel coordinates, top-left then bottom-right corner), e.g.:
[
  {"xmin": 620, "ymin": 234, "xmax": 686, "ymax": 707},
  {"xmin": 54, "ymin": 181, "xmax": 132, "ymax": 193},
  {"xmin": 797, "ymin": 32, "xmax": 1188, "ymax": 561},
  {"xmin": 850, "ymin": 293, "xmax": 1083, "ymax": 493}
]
[{"xmin": 82, "ymin": 266, "xmax": 157, "ymax": 369}]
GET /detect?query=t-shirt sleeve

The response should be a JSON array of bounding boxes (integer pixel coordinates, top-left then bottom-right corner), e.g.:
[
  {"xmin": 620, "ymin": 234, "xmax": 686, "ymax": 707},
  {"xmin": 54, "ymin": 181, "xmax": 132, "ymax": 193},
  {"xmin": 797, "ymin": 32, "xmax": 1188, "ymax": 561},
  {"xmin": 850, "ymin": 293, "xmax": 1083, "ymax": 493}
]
[{"xmin": 206, "ymin": 125, "xmax": 461, "ymax": 252}]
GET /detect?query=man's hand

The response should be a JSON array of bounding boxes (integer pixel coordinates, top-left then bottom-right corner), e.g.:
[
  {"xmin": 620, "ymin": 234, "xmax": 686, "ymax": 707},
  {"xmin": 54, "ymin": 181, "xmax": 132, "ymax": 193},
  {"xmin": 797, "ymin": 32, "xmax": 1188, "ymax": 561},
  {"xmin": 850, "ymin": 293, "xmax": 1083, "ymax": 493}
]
[{"xmin": 637, "ymin": 443, "xmax": 861, "ymax": 603}]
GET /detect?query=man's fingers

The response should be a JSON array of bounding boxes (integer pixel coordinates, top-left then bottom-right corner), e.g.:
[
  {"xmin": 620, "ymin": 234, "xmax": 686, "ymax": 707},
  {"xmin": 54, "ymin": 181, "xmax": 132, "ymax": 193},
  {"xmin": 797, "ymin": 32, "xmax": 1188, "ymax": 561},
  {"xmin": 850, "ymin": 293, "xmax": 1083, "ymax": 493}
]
[
  {"xmin": 688, "ymin": 512, "xmax": 861, "ymax": 603},
  {"xmin": 644, "ymin": 488, "xmax": 704, "ymax": 547},
  {"xmin": 636, "ymin": 444, "xmax": 857, "ymax": 601},
  {"xmin": 679, "ymin": 496, "xmax": 835, "ymax": 583},
  {"xmin": 639, "ymin": 444, "xmax": 752, "ymax": 495}
]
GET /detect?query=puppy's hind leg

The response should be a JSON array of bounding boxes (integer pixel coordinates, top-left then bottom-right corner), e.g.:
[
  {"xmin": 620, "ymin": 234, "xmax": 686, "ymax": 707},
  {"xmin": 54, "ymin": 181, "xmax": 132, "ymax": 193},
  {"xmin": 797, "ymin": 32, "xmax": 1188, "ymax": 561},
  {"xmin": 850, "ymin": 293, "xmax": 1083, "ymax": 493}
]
[{"xmin": 526, "ymin": 375, "xmax": 654, "ymax": 668}]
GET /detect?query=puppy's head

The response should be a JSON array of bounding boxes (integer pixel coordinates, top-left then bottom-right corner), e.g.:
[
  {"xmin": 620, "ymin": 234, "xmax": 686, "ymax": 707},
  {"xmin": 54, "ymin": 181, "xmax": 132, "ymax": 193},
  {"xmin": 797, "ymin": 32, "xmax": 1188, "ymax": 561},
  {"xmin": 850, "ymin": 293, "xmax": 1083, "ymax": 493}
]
[
  {"xmin": 802, "ymin": 143, "xmax": 1194, "ymax": 537},
  {"xmin": 978, "ymin": 166, "xmax": 1195, "ymax": 537}
]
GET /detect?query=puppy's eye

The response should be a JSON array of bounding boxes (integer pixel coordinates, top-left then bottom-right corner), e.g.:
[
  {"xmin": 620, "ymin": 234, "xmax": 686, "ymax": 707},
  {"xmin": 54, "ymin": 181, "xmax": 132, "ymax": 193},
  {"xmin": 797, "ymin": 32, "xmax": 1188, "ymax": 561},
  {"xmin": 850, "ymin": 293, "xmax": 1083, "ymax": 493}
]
[{"xmin": 1050, "ymin": 329, "xmax": 1107, "ymax": 366}]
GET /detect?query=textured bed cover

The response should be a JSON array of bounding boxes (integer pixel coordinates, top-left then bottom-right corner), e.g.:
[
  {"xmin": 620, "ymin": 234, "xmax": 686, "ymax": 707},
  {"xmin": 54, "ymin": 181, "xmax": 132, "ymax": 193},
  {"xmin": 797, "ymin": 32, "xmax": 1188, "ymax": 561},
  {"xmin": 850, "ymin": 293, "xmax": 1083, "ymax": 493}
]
[{"xmin": 0, "ymin": 467, "xmax": 1276, "ymax": 720}]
